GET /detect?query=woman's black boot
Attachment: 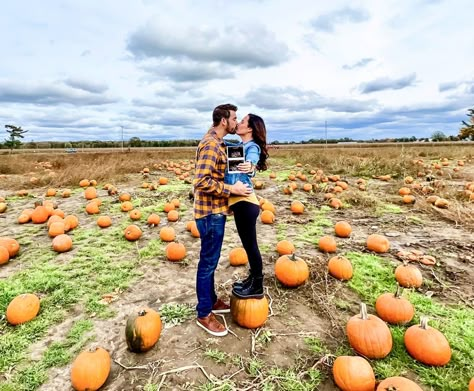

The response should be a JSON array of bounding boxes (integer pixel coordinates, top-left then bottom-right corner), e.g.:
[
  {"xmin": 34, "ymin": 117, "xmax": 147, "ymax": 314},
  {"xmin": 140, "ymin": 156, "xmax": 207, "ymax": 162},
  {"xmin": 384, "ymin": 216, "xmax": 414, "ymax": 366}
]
[{"xmin": 232, "ymin": 276, "xmax": 264, "ymax": 299}]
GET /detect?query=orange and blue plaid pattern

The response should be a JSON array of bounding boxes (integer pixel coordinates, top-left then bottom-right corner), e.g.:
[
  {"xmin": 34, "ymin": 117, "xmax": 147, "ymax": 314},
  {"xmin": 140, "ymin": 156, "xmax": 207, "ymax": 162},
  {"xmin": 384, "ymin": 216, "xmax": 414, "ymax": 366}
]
[{"xmin": 193, "ymin": 130, "xmax": 232, "ymax": 219}]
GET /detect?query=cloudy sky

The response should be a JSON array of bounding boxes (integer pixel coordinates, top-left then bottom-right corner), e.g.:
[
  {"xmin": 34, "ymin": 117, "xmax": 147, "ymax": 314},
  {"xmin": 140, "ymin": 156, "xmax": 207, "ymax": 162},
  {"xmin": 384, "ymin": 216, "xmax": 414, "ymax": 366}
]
[{"xmin": 1, "ymin": 0, "xmax": 473, "ymax": 143}]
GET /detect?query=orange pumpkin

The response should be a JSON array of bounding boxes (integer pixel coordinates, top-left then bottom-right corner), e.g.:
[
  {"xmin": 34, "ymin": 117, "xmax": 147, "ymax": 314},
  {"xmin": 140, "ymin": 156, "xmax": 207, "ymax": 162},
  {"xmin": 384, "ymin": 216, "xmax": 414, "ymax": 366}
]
[
  {"xmin": 318, "ymin": 236, "xmax": 337, "ymax": 253},
  {"xmin": 70, "ymin": 347, "xmax": 111, "ymax": 391},
  {"xmin": 163, "ymin": 202, "xmax": 175, "ymax": 213},
  {"xmin": 395, "ymin": 264, "xmax": 423, "ymax": 288},
  {"xmin": 129, "ymin": 209, "xmax": 142, "ymax": 221},
  {"xmin": 47, "ymin": 215, "xmax": 63, "ymax": 228},
  {"xmin": 376, "ymin": 377, "xmax": 423, "ymax": 391},
  {"xmin": 469, "ymin": 378, "xmax": 474, "ymax": 391},
  {"xmin": 375, "ymin": 286, "xmax": 414, "ymax": 325},
  {"xmin": 366, "ymin": 234, "xmax": 390, "ymax": 253},
  {"xmin": 190, "ymin": 223, "xmax": 200, "ymax": 238},
  {"xmin": 52, "ymin": 234, "xmax": 73, "ymax": 253},
  {"xmin": 290, "ymin": 200, "xmax": 305, "ymax": 214},
  {"xmin": 332, "ymin": 356, "xmax": 375, "ymax": 391},
  {"xmin": 283, "ymin": 185, "xmax": 294, "ymax": 195},
  {"xmin": 6, "ymin": 293, "xmax": 40, "ymax": 325},
  {"xmin": 147, "ymin": 213, "xmax": 161, "ymax": 227},
  {"xmin": 398, "ymin": 187, "xmax": 411, "ymax": 196},
  {"xmin": 426, "ymin": 195, "xmax": 440, "ymax": 204},
  {"xmin": 334, "ymin": 221, "xmax": 352, "ymax": 238},
  {"xmin": 167, "ymin": 210, "xmax": 179, "ymax": 222},
  {"xmin": 124, "ymin": 225, "xmax": 142, "ymax": 241},
  {"xmin": 31, "ymin": 206, "xmax": 49, "ymax": 224},
  {"xmin": 64, "ymin": 215, "xmax": 79, "ymax": 230},
  {"xmin": 118, "ymin": 193, "xmax": 131, "ymax": 202},
  {"xmin": 18, "ymin": 213, "xmax": 30, "ymax": 224},
  {"xmin": 261, "ymin": 202, "xmax": 275, "ymax": 213},
  {"xmin": 159, "ymin": 226, "xmax": 176, "ymax": 242},
  {"xmin": 79, "ymin": 179, "xmax": 90, "ymax": 187},
  {"xmin": 84, "ymin": 187, "xmax": 97, "ymax": 200},
  {"xmin": 85, "ymin": 202, "xmax": 100, "ymax": 215},
  {"xmin": 171, "ymin": 198, "xmax": 180, "ymax": 208},
  {"xmin": 51, "ymin": 208, "xmax": 65, "ymax": 218},
  {"xmin": 158, "ymin": 177, "xmax": 168, "ymax": 185},
  {"xmin": 46, "ymin": 215, "xmax": 64, "ymax": 229},
  {"xmin": 48, "ymin": 221, "xmax": 65, "ymax": 237},
  {"xmin": 62, "ymin": 189, "xmax": 72, "ymax": 198},
  {"xmin": 97, "ymin": 216, "xmax": 112, "ymax": 228},
  {"xmin": 328, "ymin": 255, "xmax": 353, "ymax": 281},
  {"xmin": 0, "ymin": 237, "xmax": 20, "ymax": 257},
  {"xmin": 346, "ymin": 303, "xmax": 393, "ymax": 359},
  {"xmin": 329, "ymin": 198, "xmax": 343, "ymax": 209},
  {"xmin": 230, "ymin": 294, "xmax": 269, "ymax": 329},
  {"xmin": 46, "ymin": 188, "xmax": 57, "ymax": 197},
  {"xmin": 120, "ymin": 201, "xmax": 133, "ymax": 212},
  {"xmin": 165, "ymin": 242, "xmax": 186, "ymax": 262},
  {"xmin": 274, "ymin": 253, "xmax": 309, "ymax": 287},
  {"xmin": 260, "ymin": 210, "xmax": 275, "ymax": 224},
  {"xmin": 404, "ymin": 317, "xmax": 451, "ymax": 366},
  {"xmin": 125, "ymin": 308, "xmax": 162, "ymax": 352},
  {"xmin": 0, "ymin": 246, "xmax": 10, "ymax": 265},
  {"xmin": 434, "ymin": 198, "xmax": 449, "ymax": 208},
  {"xmin": 276, "ymin": 240, "xmax": 295, "ymax": 255},
  {"xmin": 229, "ymin": 247, "xmax": 248, "ymax": 266},
  {"xmin": 402, "ymin": 195, "xmax": 415, "ymax": 204}
]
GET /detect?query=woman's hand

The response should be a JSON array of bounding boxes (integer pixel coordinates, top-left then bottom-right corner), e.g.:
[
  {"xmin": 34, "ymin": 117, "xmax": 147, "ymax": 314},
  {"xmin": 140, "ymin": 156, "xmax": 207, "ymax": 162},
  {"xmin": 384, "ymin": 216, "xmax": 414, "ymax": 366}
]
[{"xmin": 237, "ymin": 161, "xmax": 253, "ymax": 173}]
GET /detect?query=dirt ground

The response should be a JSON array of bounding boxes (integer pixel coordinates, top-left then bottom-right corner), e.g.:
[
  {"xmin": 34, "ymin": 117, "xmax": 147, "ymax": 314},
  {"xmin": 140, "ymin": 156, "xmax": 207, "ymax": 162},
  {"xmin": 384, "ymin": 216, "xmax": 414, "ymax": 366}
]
[{"xmin": 1, "ymin": 161, "xmax": 473, "ymax": 391}]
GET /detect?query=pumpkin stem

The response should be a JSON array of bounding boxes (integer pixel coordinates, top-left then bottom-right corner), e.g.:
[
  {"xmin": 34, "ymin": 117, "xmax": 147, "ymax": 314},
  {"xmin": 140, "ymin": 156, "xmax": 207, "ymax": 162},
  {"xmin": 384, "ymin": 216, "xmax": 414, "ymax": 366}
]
[
  {"xmin": 290, "ymin": 253, "xmax": 297, "ymax": 261},
  {"xmin": 359, "ymin": 302, "xmax": 369, "ymax": 320},
  {"xmin": 138, "ymin": 309, "xmax": 147, "ymax": 317},
  {"xmin": 394, "ymin": 285, "xmax": 404, "ymax": 298},
  {"xmin": 419, "ymin": 316, "xmax": 429, "ymax": 329}
]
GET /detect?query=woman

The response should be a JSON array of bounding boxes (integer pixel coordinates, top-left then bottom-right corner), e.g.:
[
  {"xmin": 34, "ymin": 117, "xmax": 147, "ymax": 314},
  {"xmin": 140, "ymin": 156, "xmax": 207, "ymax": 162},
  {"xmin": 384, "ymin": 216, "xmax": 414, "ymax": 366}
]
[{"xmin": 225, "ymin": 114, "xmax": 269, "ymax": 299}]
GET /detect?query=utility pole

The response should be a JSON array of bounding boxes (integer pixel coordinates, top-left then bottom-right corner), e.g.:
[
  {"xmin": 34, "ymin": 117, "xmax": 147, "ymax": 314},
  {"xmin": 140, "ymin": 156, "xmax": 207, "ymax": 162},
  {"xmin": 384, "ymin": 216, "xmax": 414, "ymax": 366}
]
[{"xmin": 121, "ymin": 126, "xmax": 124, "ymax": 152}]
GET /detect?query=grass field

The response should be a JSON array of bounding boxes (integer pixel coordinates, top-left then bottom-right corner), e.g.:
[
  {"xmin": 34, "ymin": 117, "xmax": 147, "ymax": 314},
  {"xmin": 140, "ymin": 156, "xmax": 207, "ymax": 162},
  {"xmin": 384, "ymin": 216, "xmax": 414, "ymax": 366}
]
[{"xmin": 0, "ymin": 144, "xmax": 473, "ymax": 390}]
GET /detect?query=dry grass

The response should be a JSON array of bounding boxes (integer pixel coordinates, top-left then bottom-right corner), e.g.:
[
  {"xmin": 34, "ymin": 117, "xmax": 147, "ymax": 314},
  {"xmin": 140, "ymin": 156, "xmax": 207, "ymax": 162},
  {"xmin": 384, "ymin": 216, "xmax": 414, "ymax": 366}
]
[
  {"xmin": 414, "ymin": 191, "xmax": 474, "ymax": 231},
  {"xmin": 0, "ymin": 144, "xmax": 472, "ymax": 191},
  {"xmin": 0, "ymin": 150, "xmax": 195, "ymax": 189},
  {"xmin": 271, "ymin": 144, "xmax": 474, "ymax": 178}
]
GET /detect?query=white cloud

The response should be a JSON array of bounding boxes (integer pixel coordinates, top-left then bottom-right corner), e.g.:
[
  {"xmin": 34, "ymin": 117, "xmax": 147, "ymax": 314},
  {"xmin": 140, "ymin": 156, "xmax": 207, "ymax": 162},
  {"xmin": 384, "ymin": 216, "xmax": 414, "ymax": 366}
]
[
  {"xmin": 0, "ymin": 0, "xmax": 472, "ymax": 142},
  {"xmin": 127, "ymin": 17, "xmax": 290, "ymax": 68},
  {"xmin": 358, "ymin": 73, "xmax": 418, "ymax": 93},
  {"xmin": 310, "ymin": 6, "xmax": 370, "ymax": 32}
]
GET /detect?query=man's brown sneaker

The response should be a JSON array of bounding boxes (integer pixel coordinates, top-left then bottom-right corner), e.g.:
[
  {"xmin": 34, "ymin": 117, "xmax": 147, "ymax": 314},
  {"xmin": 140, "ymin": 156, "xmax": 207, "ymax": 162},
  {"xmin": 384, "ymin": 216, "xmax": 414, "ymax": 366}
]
[
  {"xmin": 196, "ymin": 313, "xmax": 228, "ymax": 337},
  {"xmin": 211, "ymin": 298, "xmax": 230, "ymax": 314}
]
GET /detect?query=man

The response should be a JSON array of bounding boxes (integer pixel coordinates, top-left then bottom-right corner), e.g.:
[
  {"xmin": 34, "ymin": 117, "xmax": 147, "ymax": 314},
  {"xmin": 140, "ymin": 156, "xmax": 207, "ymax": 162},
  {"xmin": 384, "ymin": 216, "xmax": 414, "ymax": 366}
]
[{"xmin": 193, "ymin": 103, "xmax": 252, "ymax": 337}]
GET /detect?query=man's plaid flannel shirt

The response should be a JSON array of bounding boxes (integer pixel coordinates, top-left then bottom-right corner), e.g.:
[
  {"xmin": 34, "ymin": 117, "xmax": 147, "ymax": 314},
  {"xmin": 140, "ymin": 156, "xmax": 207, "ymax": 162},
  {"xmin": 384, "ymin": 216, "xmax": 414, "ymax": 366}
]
[{"xmin": 193, "ymin": 130, "xmax": 232, "ymax": 219}]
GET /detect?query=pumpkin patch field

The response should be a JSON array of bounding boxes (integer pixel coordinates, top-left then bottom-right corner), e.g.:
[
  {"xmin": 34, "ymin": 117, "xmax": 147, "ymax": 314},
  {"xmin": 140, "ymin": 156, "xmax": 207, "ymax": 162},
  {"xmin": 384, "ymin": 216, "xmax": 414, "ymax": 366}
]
[{"xmin": 0, "ymin": 144, "xmax": 473, "ymax": 391}]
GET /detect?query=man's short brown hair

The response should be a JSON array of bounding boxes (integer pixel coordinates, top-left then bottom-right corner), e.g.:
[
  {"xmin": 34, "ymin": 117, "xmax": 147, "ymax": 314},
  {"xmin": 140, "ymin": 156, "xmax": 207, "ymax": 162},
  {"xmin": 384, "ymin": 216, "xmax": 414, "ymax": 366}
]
[{"xmin": 212, "ymin": 103, "xmax": 238, "ymax": 126}]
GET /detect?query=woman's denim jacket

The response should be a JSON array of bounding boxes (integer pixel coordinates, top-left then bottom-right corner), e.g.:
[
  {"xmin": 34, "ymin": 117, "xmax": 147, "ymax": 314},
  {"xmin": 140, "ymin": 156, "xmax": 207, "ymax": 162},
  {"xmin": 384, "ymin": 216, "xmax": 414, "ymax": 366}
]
[{"xmin": 224, "ymin": 140, "xmax": 260, "ymax": 189}]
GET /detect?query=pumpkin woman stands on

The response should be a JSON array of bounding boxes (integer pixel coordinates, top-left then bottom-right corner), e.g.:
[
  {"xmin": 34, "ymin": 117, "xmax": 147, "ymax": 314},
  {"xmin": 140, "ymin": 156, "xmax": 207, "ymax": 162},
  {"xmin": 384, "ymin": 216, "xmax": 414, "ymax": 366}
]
[
  {"xmin": 193, "ymin": 104, "xmax": 252, "ymax": 337},
  {"xmin": 225, "ymin": 114, "xmax": 269, "ymax": 299}
]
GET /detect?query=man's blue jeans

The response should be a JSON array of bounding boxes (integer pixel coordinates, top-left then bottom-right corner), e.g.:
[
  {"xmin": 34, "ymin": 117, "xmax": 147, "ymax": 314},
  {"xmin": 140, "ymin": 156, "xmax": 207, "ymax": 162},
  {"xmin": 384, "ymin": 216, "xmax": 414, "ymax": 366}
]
[{"xmin": 195, "ymin": 213, "xmax": 226, "ymax": 318}]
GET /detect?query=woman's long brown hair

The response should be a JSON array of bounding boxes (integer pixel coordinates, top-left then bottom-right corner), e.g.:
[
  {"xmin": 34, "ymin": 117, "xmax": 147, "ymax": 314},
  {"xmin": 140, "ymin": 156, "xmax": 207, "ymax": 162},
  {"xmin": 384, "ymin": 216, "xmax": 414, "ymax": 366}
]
[{"xmin": 248, "ymin": 114, "xmax": 269, "ymax": 171}]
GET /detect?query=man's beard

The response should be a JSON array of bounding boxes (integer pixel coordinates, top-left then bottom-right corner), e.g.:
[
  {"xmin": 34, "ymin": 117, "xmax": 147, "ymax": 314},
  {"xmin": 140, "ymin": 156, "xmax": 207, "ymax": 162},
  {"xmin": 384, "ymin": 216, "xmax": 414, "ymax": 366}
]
[{"xmin": 227, "ymin": 124, "xmax": 237, "ymax": 135}]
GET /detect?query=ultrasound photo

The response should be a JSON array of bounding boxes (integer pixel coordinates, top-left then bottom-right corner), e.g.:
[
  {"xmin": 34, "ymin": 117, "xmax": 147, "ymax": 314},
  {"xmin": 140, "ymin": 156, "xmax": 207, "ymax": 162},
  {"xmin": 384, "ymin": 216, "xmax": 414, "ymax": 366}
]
[
  {"xmin": 227, "ymin": 145, "xmax": 244, "ymax": 158},
  {"xmin": 228, "ymin": 159, "xmax": 242, "ymax": 173}
]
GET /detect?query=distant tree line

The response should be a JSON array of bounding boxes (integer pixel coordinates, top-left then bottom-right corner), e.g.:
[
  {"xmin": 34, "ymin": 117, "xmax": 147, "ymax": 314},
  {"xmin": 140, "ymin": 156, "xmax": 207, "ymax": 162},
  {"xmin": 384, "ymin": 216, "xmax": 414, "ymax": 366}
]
[{"xmin": 1, "ymin": 106, "xmax": 473, "ymax": 150}]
